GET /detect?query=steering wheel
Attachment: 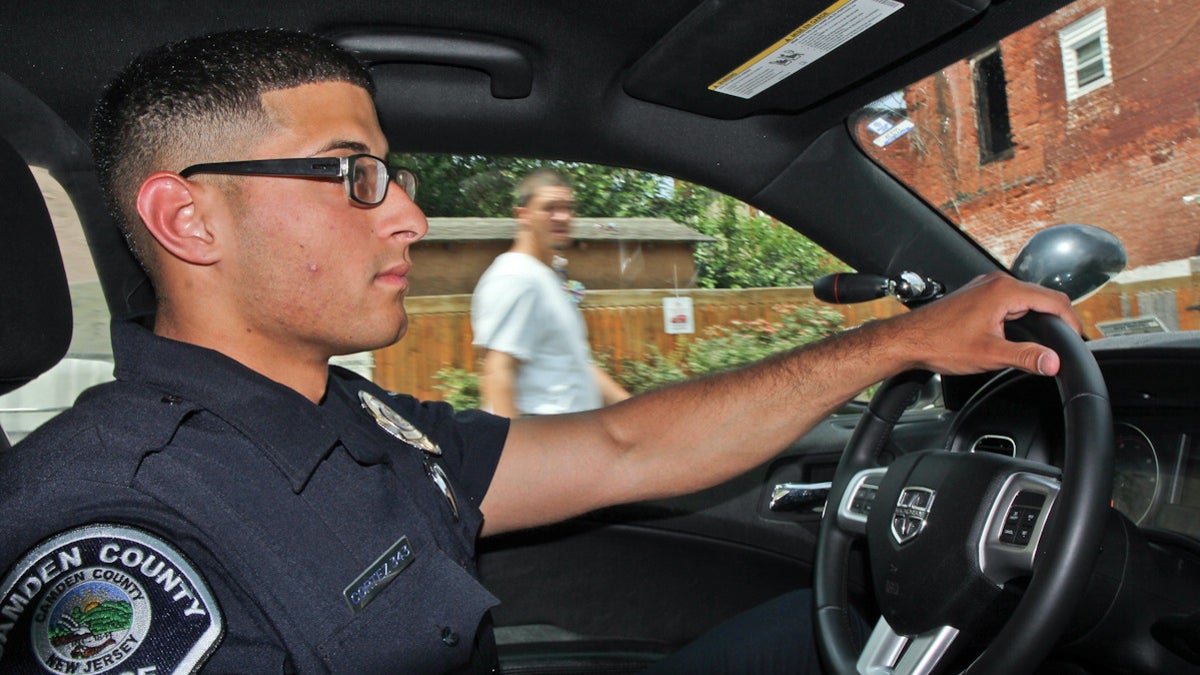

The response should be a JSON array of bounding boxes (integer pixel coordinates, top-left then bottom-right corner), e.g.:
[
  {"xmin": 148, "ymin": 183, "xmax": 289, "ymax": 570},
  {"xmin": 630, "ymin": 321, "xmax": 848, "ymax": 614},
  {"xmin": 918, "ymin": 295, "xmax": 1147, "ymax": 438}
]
[{"xmin": 813, "ymin": 313, "xmax": 1114, "ymax": 674}]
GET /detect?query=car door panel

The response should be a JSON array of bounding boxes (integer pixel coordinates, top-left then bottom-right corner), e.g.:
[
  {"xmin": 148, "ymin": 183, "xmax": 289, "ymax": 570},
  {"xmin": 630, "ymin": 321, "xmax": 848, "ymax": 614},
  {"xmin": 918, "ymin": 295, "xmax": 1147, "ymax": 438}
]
[{"xmin": 479, "ymin": 406, "xmax": 956, "ymax": 647}]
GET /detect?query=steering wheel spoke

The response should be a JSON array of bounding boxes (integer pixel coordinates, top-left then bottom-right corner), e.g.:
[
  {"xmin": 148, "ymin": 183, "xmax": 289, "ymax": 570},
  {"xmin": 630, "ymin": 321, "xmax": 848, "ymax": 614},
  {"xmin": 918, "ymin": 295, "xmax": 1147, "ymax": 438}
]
[
  {"xmin": 978, "ymin": 472, "xmax": 1061, "ymax": 585},
  {"xmin": 858, "ymin": 618, "xmax": 960, "ymax": 675},
  {"xmin": 836, "ymin": 467, "xmax": 889, "ymax": 536}
]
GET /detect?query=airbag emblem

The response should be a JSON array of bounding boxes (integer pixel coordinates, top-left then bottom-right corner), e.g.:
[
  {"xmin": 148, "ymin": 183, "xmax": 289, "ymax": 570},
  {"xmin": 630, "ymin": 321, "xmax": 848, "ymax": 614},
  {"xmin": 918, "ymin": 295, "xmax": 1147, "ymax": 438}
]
[{"xmin": 892, "ymin": 487, "xmax": 936, "ymax": 544}]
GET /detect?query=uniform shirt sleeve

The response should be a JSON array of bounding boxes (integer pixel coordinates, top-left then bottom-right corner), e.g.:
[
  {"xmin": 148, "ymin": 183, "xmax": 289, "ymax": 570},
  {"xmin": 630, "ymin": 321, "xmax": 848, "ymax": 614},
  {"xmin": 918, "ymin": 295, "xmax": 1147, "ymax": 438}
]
[
  {"xmin": 0, "ymin": 474, "xmax": 293, "ymax": 673},
  {"xmin": 391, "ymin": 395, "xmax": 510, "ymax": 509}
]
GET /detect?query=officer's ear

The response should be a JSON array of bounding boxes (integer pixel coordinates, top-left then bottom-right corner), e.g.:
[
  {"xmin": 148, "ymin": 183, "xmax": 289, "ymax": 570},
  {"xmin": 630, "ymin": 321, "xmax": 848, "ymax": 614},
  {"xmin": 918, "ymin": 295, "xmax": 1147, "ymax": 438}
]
[{"xmin": 136, "ymin": 171, "xmax": 220, "ymax": 265}]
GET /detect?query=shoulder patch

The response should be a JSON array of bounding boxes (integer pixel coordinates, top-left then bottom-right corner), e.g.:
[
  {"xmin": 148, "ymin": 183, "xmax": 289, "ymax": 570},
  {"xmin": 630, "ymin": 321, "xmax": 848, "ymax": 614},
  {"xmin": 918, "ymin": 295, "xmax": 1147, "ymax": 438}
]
[{"xmin": 0, "ymin": 524, "xmax": 223, "ymax": 674}]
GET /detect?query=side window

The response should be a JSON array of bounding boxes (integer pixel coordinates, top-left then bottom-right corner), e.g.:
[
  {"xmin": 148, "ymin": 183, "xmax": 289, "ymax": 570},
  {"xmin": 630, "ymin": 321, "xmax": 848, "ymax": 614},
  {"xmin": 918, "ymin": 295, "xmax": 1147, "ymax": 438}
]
[
  {"xmin": 370, "ymin": 156, "xmax": 903, "ymax": 410},
  {"xmin": 0, "ymin": 167, "xmax": 114, "ymax": 444}
]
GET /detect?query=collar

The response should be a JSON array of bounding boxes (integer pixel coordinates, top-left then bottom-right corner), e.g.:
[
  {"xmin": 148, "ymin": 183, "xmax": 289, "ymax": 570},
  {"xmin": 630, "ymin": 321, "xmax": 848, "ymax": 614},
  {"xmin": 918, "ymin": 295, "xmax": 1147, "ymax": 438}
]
[{"xmin": 110, "ymin": 319, "xmax": 341, "ymax": 493}]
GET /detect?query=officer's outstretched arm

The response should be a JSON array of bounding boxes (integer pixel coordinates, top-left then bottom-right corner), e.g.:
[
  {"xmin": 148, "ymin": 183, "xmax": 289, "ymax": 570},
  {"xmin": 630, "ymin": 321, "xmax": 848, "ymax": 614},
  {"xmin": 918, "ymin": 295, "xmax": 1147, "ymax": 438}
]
[{"xmin": 480, "ymin": 272, "xmax": 1078, "ymax": 536}]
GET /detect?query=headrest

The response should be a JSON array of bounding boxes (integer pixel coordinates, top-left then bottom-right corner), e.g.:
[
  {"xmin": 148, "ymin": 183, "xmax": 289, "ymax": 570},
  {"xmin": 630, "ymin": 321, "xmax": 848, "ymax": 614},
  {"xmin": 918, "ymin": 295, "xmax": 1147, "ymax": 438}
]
[{"xmin": 0, "ymin": 136, "xmax": 72, "ymax": 396}]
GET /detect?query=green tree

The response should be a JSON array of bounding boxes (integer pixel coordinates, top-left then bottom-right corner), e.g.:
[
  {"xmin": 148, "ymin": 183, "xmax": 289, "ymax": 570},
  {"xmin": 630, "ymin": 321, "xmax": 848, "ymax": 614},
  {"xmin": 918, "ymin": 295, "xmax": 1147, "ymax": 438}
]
[
  {"xmin": 390, "ymin": 154, "xmax": 715, "ymax": 222},
  {"xmin": 692, "ymin": 195, "xmax": 840, "ymax": 289}
]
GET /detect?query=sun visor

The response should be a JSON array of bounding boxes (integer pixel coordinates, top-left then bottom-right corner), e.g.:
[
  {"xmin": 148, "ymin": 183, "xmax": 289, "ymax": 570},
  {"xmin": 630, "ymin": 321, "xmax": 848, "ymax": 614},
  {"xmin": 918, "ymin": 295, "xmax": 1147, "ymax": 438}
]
[{"xmin": 625, "ymin": 0, "xmax": 990, "ymax": 119}]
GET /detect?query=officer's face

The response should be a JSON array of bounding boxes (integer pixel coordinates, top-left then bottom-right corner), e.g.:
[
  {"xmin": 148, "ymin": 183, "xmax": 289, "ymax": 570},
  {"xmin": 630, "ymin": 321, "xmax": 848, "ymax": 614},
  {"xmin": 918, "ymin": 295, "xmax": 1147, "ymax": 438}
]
[{"xmin": 219, "ymin": 81, "xmax": 429, "ymax": 358}]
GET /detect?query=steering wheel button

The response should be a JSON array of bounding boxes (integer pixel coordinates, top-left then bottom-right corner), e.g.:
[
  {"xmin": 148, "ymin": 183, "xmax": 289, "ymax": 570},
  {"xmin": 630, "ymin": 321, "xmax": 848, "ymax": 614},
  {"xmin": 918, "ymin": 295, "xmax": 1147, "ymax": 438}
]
[
  {"xmin": 1020, "ymin": 509, "xmax": 1040, "ymax": 527},
  {"xmin": 1016, "ymin": 525, "xmax": 1034, "ymax": 545},
  {"xmin": 1000, "ymin": 525, "xmax": 1017, "ymax": 543},
  {"xmin": 1005, "ymin": 508, "xmax": 1022, "ymax": 525}
]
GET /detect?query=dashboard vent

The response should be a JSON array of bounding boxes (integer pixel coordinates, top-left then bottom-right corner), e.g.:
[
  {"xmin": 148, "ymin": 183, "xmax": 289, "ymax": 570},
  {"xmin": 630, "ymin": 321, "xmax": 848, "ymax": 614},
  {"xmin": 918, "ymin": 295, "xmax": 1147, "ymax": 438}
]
[{"xmin": 971, "ymin": 435, "xmax": 1016, "ymax": 457}]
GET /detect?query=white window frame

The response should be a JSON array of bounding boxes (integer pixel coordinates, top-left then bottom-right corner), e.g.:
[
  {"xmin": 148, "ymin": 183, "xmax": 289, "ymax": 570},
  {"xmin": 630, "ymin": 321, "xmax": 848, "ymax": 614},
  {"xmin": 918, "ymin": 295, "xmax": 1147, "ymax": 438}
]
[{"xmin": 1059, "ymin": 9, "xmax": 1113, "ymax": 101}]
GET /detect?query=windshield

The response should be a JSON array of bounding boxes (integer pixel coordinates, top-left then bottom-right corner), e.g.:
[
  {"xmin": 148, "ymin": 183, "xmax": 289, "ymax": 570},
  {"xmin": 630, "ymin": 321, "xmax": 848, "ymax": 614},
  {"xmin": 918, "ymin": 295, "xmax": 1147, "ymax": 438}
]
[{"xmin": 851, "ymin": 0, "xmax": 1199, "ymax": 327}]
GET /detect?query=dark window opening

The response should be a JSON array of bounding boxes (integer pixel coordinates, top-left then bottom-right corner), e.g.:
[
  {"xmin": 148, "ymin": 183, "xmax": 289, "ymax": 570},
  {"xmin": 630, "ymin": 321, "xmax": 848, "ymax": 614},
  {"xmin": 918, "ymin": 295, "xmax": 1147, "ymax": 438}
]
[{"xmin": 973, "ymin": 48, "xmax": 1014, "ymax": 164}]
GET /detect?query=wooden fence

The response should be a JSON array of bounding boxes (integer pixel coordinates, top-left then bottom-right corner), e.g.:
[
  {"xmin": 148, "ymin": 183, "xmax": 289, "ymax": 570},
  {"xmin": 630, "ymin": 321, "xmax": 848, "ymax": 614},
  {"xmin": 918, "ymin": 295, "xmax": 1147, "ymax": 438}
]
[{"xmin": 373, "ymin": 271, "xmax": 1200, "ymax": 400}]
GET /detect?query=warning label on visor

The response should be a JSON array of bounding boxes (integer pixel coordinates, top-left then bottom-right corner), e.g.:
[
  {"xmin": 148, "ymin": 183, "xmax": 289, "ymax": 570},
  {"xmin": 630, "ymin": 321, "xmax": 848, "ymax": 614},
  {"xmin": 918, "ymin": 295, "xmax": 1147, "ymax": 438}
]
[{"xmin": 710, "ymin": 0, "xmax": 904, "ymax": 99}]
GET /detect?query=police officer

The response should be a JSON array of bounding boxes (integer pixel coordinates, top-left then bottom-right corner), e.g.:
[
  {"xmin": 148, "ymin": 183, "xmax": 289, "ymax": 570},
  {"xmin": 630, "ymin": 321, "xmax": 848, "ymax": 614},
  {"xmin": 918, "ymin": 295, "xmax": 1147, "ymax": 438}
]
[{"xmin": 0, "ymin": 29, "xmax": 1079, "ymax": 673}]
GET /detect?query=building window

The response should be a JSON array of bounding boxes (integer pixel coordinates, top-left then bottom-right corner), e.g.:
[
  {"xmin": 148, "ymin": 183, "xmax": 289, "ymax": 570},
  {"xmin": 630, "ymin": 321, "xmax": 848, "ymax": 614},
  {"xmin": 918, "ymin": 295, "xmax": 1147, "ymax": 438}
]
[
  {"xmin": 973, "ymin": 47, "xmax": 1013, "ymax": 164},
  {"xmin": 1059, "ymin": 9, "xmax": 1112, "ymax": 101}
]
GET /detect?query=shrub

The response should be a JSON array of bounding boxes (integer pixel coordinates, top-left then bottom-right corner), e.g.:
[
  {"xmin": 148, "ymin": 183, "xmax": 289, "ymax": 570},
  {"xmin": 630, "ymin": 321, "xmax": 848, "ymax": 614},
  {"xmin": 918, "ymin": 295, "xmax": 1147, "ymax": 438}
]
[
  {"xmin": 615, "ymin": 304, "xmax": 844, "ymax": 393},
  {"xmin": 433, "ymin": 304, "xmax": 845, "ymax": 404},
  {"xmin": 433, "ymin": 367, "xmax": 481, "ymax": 410}
]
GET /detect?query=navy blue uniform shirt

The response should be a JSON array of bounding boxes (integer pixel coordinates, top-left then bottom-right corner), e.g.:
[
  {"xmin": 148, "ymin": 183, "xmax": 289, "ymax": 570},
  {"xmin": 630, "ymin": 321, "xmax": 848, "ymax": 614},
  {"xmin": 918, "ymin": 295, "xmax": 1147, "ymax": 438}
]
[{"xmin": 0, "ymin": 319, "xmax": 509, "ymax": 673}]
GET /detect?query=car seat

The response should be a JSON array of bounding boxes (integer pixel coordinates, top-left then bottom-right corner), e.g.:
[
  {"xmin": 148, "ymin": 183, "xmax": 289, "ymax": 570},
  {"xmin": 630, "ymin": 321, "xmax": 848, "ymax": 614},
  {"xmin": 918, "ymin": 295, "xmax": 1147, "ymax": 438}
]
[{"xmin": 0, "ymin": 135, "xmax": 72, "ymax": 448}]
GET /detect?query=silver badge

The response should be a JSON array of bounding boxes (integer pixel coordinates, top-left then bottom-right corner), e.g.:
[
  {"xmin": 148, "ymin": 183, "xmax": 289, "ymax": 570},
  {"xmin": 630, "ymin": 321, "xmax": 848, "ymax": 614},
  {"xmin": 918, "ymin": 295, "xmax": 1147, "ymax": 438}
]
[{"xmin": 358, "ymin": 391, "xmax": 442, "ymax": 456}]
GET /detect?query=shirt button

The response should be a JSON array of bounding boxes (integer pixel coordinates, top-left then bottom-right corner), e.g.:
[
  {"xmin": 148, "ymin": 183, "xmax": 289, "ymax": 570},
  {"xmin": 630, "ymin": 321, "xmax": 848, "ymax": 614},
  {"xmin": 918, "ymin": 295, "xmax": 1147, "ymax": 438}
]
[{"xmin": 441, "ymin": 627, "xmax": 460, "ymax": 647}]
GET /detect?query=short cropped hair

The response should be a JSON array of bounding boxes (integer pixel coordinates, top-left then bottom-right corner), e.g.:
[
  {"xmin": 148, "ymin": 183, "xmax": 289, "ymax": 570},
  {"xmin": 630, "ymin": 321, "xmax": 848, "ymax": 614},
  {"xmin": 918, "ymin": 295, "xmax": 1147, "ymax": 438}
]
[
  {"xmin": 514, "ymin": 168, "xmax": 572, "ymax": 207},
  {"xmin": 90, "ymin": 29, "xmax": 374, "ymax": 273}
]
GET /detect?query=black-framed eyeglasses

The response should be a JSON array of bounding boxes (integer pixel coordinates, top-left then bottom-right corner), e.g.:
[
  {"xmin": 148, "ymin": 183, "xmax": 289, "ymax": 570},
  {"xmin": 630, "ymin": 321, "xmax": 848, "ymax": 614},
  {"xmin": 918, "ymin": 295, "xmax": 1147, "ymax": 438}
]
[{"xmin": 179, "ymin": 154, "xmax": 417, "ymax": 206}]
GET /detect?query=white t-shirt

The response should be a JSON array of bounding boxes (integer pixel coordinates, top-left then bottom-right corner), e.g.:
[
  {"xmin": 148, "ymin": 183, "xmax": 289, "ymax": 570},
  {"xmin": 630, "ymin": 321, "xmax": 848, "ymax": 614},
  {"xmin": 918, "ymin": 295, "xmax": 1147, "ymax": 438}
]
[{"xmin": 471, "ymin": 253, "xmax": 603, "ymax": 415}]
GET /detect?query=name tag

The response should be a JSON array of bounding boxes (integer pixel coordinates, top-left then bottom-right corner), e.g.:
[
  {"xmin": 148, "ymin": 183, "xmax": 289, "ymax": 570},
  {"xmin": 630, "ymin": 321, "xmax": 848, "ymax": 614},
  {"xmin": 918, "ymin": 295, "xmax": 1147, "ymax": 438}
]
[{"xmin": 343, "ymin": 537, "xmax": 415, "ymax": 614}]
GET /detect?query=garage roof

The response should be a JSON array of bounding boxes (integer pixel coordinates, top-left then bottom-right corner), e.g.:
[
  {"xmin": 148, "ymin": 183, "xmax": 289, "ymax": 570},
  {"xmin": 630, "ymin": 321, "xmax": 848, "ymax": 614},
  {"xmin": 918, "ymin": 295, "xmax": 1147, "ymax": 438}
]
[{"xmin": 423, "ymin": 217, "xmax": 714, "ymax": 242}]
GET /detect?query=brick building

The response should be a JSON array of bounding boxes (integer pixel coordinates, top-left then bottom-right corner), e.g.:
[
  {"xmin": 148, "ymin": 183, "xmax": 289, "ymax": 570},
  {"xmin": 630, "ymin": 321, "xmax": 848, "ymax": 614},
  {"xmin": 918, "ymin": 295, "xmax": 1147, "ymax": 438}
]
[
  {"xmin": 858, "ymin": 0, "xmax": 1200, "ymax": 269},
  {"xmin": 410, "ymin": 216, "xmax": 712, "ymax": 296}
]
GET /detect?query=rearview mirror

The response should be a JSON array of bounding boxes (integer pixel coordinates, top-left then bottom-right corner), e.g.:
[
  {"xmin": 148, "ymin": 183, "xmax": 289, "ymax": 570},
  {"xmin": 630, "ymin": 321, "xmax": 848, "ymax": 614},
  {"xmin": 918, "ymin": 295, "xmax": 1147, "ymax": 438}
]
[{"xmin": 1011, "ymin": 224, "xmax": 1126, "ymax": 301}]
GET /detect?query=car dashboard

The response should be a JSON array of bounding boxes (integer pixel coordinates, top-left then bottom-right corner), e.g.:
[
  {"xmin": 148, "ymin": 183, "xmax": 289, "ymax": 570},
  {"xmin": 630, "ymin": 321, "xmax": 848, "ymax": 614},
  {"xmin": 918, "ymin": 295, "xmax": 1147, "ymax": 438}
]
[{"xmin": 947, "ymin": 330, "xmax": 1200, "ymax": 542}]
